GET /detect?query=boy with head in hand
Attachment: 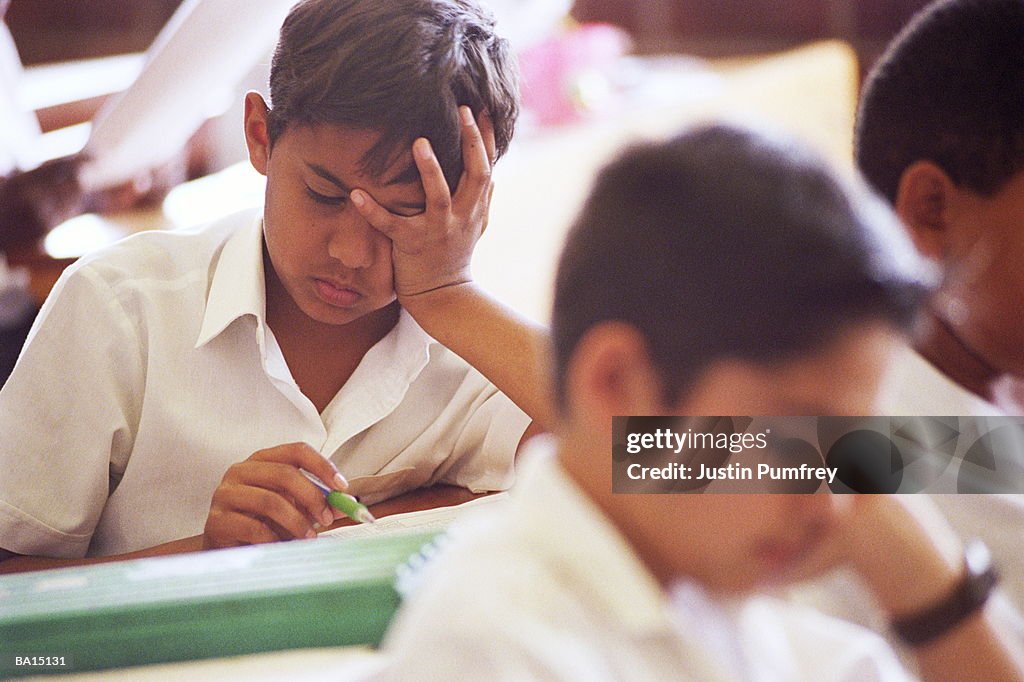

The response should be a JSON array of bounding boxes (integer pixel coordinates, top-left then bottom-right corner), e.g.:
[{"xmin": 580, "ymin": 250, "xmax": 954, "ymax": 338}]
[{"xmin": 0, "ymin": 0, "xmax": 547, "ymax": 571}]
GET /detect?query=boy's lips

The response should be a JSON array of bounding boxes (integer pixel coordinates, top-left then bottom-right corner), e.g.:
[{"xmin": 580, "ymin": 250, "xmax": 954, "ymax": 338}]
[{"xmin": 314, "ymin": 278, "xmax": 363, "ymax": 307}]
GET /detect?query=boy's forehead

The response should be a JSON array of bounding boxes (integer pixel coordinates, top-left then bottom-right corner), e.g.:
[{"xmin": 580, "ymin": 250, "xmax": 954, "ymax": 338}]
[{"xmin": 284, "ymin": 122, "xmax": 418, "ymax": 187}]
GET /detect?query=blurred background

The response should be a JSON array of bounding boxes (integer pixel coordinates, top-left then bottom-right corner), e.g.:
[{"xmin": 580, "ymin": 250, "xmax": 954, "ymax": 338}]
[
  {"xmin": 1, "ymin": 0, "xmax": 933, "ymax": 381},
  {"xmin": 6, "ymin": 1, "xmax": 930, "ymax": 70}
]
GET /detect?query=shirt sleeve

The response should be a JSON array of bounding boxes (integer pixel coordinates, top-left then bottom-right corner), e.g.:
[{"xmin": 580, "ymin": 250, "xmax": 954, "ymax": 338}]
[
  {"xmin": 0, "ymin": 261, "xmax": 144, "ymax": 558},
  {"xmin": 430, "ymin": 364, "xmax": 532, "ymax": 493}
]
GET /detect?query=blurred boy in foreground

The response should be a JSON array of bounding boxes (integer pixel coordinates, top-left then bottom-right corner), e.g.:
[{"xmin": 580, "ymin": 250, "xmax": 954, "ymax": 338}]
[{"xmin": 377, "ymin": 126, "xmax": 1024, "ymax": 681}]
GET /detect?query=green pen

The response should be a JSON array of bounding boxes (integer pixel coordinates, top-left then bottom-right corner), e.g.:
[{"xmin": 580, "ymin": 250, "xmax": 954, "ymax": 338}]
[
  {"xmin": 326, "ymin": 490, "xmax": 376, "ymax": 525},
  {"xmin": 303, "ymin": 472, "xmax": 376, "ymax": 525}
]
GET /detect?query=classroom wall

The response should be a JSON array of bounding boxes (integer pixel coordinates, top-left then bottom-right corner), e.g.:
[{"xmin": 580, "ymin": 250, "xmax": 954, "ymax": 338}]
[
  {"xmin": 573, "ymin": 0, "xmax": 932, "ymax": 73},
  {"xmin": 10, "ymin": 0, "xmax": 931, "ymax": 74}
]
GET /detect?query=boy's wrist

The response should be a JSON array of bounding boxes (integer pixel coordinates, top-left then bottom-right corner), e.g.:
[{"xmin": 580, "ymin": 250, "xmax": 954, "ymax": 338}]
[
  {"xmin": 845, "ymin": 496, "xmax": 964, "ymax": 618},
  {"xmin": 396, "ymin": 275, "xmax": 473, "ymax": 300},
  {"xmin": 889, "ymin": 539, "xmax": 999, "ymax": 646},
  {"xmin": 397, "ymin": 279, "xmax": 475, "ymax": 316},
  {"xmin": 865, "ymin": 548, "xmax": 962, "ymax": 619}
]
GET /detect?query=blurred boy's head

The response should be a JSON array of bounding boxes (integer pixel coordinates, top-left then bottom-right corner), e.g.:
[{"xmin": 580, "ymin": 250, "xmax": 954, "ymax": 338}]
[
  {"xmin": 856, "ymin": 0, "xmax": 1024, "ymax": 378},
  {"xmin": 550, "ymin": 125, "xmax": 933, "ymax": 591},
  {"xmin": 242, "ymin": 0, "xmax": 518, "ymax": 328}
]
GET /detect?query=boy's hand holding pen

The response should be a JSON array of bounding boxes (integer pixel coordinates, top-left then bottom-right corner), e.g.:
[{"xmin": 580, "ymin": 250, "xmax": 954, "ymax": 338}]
[{"xmin": 203, "ymin": 442, "xmax": 359, "ymax": 549}]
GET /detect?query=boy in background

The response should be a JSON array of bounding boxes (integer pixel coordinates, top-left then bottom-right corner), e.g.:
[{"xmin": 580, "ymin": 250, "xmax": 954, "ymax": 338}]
[
  {"xmin": 378, "ymin": 126, "xmax": 1024, "ymax": 681},
  {"xmin": 856, "ymin": 0, "xmax": 1024, "ymax": 415},
  {"xmin": 854, "ymin": 0, "xmax": 1024, "ymax": 610},
  {"xmin": 0, "ymin": 0, "xmax": 544, "ymax": 570}
]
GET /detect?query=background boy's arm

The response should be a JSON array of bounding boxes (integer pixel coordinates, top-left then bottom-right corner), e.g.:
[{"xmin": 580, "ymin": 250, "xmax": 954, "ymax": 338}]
[
  {"xmin": 835, "ymin": 495, "xmax": 1024, "ymax": 682},
  {"xmin": 353, "ymin": 107, "xmax": 555, "ymax": 436}
]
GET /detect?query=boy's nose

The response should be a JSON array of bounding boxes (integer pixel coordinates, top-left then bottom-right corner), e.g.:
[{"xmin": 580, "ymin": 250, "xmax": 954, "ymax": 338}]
[{"xmin": 327, "ymin": 208, "xmax": 377, "ymax": 270}]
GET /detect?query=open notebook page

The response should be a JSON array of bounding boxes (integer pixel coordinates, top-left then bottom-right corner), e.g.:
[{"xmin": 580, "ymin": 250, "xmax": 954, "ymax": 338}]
[{"xmin": 321, "ymin": 492, "xmax": 510, "ymax": 540}]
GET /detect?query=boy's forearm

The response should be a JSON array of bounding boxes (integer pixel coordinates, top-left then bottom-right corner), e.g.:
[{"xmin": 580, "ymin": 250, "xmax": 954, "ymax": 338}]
[
  {"xmin": 849, "ymin": 497, "xmax": 1024, "ymax": 682},
  {"xmin": 863, "ymin": 553, "xmax": 1024, "ymax": 681},
  {"xmin": 400, "ymin": 282, "xmax": 555, "ymax": 432},
  {"xmin": 912, "ymin": 608, "xmax": 1024, "ymax": 682},
  {"xmin": 0, "ymin": 536, "xmax": 205, "ymax": 574}
]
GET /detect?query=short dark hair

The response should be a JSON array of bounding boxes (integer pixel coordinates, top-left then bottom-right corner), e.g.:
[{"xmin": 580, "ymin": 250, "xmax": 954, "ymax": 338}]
[
  {"xmin": 855, "ymin": 0, "xmax": 1024, "ymax": 203},
  {"xmin": 267, "ymin": 0, "xmax": 519, "ymax": 189},
  {"xmin": 552, "ymin": 125, "xmax": 935, "ymax": 403}
]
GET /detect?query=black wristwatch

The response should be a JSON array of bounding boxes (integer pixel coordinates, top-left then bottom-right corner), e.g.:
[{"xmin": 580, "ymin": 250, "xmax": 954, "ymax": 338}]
[{"xmin": 891, "ymin": 539, "xmax": 999, "ymax": 646}]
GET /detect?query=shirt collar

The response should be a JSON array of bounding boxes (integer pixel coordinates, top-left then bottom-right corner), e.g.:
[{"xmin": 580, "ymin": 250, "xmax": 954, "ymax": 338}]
[
  {"xmin": 511, "ymin": 439, "xmax": 676, "ymax": 637},
  {"xmin": 195, "ymin": 211, "xmax": 267, "ymax": 349},
  {"xmin": 318, "ymin": 306, "xmax": 436, "ymax": 452}
]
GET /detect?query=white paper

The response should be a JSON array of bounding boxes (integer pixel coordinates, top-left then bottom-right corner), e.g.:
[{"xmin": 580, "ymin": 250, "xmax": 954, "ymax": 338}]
[
  {"xmin": 321, "ymin": 492, "xmax": 509, "ymax": 540},
  {"xmin": 0, "ymin": 21, "xmax": 41, "ymax": 174},
  {"xmin": 79, "ymin": 0, "xmax": 296, "ymax": 191}
]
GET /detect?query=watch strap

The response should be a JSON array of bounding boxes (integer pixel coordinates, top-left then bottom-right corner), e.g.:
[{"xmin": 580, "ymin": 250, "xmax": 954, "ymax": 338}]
[{"xmin": 891, "ymin": 539, "xmax": 999, "ymax": 646}]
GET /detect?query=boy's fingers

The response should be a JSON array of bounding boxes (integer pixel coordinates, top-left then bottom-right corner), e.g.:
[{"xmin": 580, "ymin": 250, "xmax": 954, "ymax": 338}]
[
  {"xmin": 205, "ymin": 510, "xmax": 281, "ymax": 548},
  {"xmin": 209, "ymin": 485, "xmax": 315, "ymax": 542},
  {"xmin": 480, "ymin": 181, "xmax": 495, "ymax": 237},
  {"xmin": 245, "ymin": 442, "xmax": 345, "ymax": 525},
  {"xmin": 454, "ymin": 106, "xmax": 491, "ymax": 215},
  {"xmin": 251, "ymin": 442, "xmax": 347, "ymax": 491},
  {"xmin": 219, "ymin": 464, "xmax": 323, "ymax": 527},
  {"xmin": 351, "ymin": 189, "xmax": 403, "ymax": 239},
  {"xmin": 412, "ymin": 137, "xmax": 453, "ymax": 215},
  {"xmin": 478, "ymin": 109, "xmax": 497, "ymax": 166}
]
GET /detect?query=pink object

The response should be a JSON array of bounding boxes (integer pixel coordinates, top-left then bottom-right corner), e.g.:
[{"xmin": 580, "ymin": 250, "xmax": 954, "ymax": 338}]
[{"xmin": 517, "ymin": 23, "xmax": 631, "ymax": 126}]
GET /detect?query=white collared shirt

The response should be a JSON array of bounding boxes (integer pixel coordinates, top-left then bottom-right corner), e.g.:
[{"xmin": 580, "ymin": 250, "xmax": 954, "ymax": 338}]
[
  {"xmin": 378, "ymin": 440, "xmax": 912, "ymax": 681},
  {"xmin": 0, "ymin": 209, "xmax": 530, "ymax": 557}
]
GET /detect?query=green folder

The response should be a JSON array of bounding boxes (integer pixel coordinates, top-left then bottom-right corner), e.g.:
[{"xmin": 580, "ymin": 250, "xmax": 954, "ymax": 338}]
[{"xmin": 0, "ymin": 531, "xmax": 438, "ymax": 678}]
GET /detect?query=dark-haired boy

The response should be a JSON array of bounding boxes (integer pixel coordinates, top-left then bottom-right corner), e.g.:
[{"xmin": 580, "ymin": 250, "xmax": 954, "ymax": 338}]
[
  {"xmin": 378, "ymin": 125, "xmax": 1024, "ymax": 681},
  {"xmin": 0, "ymin": 0, "xmax": 543, "ymax": 570},
  {"xmin": 856, "ymin": 0, "xmax": 1024, "ymax": 415},
  {"xmin": 853, "ymin": 0, "xmax": 1024, "ymax": 612}
]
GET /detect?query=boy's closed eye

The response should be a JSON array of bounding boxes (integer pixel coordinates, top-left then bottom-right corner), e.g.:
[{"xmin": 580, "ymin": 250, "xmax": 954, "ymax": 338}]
[
  {"xmin": 304, "ymin": 184, "xmax": 427, "ymax": 217},
  {"xmin": 305, "ymin": 185, "xmax": 348, "ymax": 207},
  {"xmin": 304, "ymin": 160, "xmax": 426, "ymax": 217}
]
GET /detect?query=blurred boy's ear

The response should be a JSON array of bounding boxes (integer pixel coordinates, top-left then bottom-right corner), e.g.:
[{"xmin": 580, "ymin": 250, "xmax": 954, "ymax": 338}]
[
  {"xmin": 894, "ymin": 160, "xmax": 958, "ymax": 261},
  {"xmin": 243, "ymin": 91, "xmax": 272, "ymax": 176},
  {"xmin": 563, "ymin": 322, "xmax": 665, "ymax": 431}
]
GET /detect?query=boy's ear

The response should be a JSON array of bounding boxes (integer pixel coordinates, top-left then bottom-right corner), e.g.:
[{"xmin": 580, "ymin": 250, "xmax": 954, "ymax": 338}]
[
  {"xmin": 243, "ymin": 91, "xmax": 272, "ymax": 177},
  {"xmin": 894, "ymin": 160, "xmax": 958, "ymax": 261},
  {"xmin": 564, "ymin": 322, "xmax": 665, "ymax": 430}
]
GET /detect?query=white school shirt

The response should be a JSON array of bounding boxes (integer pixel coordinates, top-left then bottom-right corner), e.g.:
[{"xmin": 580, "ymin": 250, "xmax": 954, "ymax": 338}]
[
  {"xmin": 0, "ymin": 209, "xmax": 530, "ymax": 558},
  {"xmin": 378, "ymin": 441, "xmax": 913, "ymax": 682}
]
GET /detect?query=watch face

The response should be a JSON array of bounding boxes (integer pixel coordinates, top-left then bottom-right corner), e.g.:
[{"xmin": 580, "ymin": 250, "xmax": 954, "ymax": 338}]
[
  {"xmin": 964, "ymin": 539, "xmax": 991, "ymax": 573},
  {"xmin": 964, "ymin": 539, "xmax": 999, "ymax": 598}
]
